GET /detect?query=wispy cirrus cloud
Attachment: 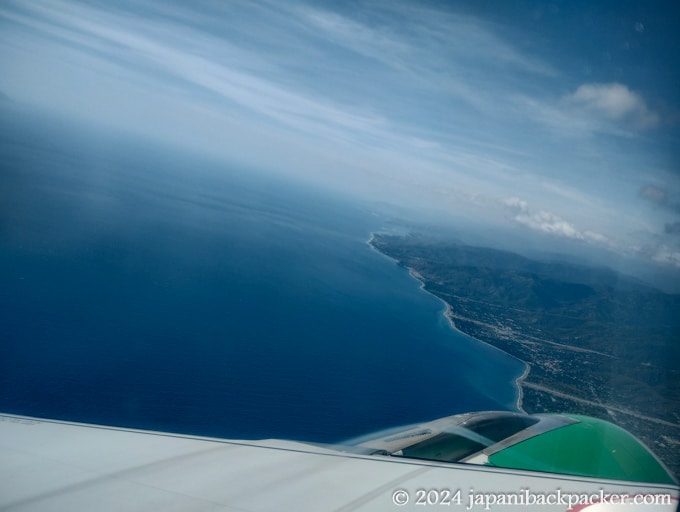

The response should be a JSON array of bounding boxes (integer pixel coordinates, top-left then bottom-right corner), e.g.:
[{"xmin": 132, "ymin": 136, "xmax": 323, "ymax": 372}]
[
  {"xmin": 1, "ymin": 0, "xmax": 677, "ymax": 275},
  {"xmin": 0, "ymin": 0, "xmax": 559, "ymax": 185},
  {"xmin": 1, "ymin": 1, "xmax": 401, "ymax": 146},
  {"xmin": 297, "ymin": 3, "xmax": 556, "ymax": 76}
]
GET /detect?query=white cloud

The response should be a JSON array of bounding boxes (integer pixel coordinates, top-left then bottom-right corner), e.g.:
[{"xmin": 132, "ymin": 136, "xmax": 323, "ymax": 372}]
[
  {"xmin": 502, "ymin": 196, "xmax": 529, "ymax": 212},
  {"xmin": 297, "ymin": 8, "xmax": 409, "ymax": 64},
  {"xmin": 0, "ymin": 0, "xmax": 674, "ymax": 274},
  {"xmin": 502, "ymin": 197, "xmax": 610, "ymax": 243},
  {"xmin": 651, "ymin": 245, "xmax": 680, "ymax": 268},
  {"xmin": 514, "ymin": 82, "xmax": 660, "ymax": 138},
  {"xmin": 583, "ymin": 230, "xmax": 609, "ymax": 243},
  {"xmin": 565, "ymin": 83, "xmax": 659, "ymax": 130},
  {"xmin": 517, "ymin": 210, "xmax": 583, "ymax": 239}
]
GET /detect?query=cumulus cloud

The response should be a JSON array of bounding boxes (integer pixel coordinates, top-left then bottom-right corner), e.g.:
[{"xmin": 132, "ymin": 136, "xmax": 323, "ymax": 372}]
[
  {"xmin": 502, "ymin": 197, "xmax": 609, "ymax": 243},
  {"xmin": 565, "ymin": 83, "xmax": 659, "ymax": 130},
  {"xmin": 516, "ymin": 210, "xmax": 583, "ymax": 239}
]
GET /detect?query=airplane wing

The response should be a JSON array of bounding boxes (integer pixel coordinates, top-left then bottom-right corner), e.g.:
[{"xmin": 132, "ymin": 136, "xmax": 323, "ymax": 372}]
[{"xmin": 1, "ymin": 413, "xmax": 678, "ymax": 511}]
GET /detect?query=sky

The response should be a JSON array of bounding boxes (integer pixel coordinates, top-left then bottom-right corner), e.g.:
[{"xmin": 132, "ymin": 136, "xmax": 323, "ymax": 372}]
[{"xmin": 1, "ymin": 0, "xmax": 679, "ymax": 278}]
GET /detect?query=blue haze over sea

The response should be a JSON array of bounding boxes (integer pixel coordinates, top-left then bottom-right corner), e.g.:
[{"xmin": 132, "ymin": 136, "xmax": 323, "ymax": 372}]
[{"xmin": 0, "ymin": 108, "xmax": 524, "ymax": 442}]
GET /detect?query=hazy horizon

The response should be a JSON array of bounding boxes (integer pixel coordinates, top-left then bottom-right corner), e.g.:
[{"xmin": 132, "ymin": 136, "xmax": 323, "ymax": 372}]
[{"xmin": 1, "ymin": 0, "xmax": 679, "ymax": 288}]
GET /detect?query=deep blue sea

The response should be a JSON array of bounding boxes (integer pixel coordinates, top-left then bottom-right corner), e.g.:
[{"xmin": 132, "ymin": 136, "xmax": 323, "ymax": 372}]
[{"xmin": 0, "ymin": 107, "xmax": 525, "ymax": 442}]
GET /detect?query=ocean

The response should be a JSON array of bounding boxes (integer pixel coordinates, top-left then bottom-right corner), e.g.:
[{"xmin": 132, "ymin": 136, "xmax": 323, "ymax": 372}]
[{"xmin": 0, "ymin": 108, "xmax": 525, "ymax": 443}]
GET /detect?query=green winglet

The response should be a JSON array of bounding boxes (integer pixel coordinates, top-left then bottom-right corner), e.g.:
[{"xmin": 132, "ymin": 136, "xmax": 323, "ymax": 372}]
[{"xmin": 487, "ymin": 415, "xmax": 676, "ymax": 485}]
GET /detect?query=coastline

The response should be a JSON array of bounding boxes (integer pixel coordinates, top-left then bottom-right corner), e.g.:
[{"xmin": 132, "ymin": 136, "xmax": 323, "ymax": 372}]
[
  {"xmin": 367, "ymin": 232, "xmax": 530, "ymax": 413},
  {"xmin": 366, "ymin": 232, "xmax": 680, "ymax": 481}
]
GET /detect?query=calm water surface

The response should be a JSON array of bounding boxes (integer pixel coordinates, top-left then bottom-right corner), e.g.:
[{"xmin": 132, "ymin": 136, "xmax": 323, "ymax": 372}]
[{"xmin": 0, "ymin": 110, "xmax": 525, "ymax": 442}]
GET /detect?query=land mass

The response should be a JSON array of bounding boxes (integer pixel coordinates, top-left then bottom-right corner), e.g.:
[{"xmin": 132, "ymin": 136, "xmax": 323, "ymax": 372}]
[{"xmin": 370, "ymin": 232, "xmax": 680, "ymax": 479}]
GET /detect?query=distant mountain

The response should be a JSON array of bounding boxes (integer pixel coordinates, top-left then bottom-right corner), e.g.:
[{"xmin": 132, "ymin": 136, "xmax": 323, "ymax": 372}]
[{"xmin": 372, "ymin": 233, "xmax": 680, "ymax": 358}]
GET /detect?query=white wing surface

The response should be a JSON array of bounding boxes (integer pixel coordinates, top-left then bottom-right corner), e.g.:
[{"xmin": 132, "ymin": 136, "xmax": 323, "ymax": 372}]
[{"xmin": 0, "ymin": 413, "xmax": 677, "ymax": 511}]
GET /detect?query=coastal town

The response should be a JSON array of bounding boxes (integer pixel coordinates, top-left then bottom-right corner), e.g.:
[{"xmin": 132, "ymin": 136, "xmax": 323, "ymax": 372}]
[{"xmin": 370, "ymin": 232, "xmax": 680, "ymax": 480}]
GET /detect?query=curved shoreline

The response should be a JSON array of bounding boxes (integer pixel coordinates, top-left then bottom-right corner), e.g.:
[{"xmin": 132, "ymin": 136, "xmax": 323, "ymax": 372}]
[
  {"xmin": 366, "ymin": 233, "xmax": 680, "ymax": 481},
  {"xmin": 367, "ymin": 232, "xmax": 530, "ymax": 413}
]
